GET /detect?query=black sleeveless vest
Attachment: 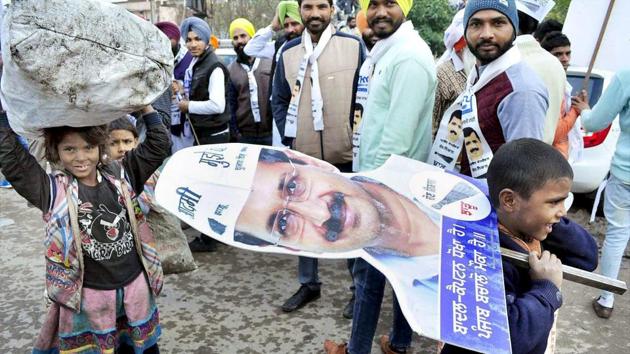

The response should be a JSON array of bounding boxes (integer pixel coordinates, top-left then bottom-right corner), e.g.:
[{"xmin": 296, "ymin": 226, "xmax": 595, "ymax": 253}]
[{"xmin": 188, "ymin": 49, "xmax": 231, "ymax": 132}]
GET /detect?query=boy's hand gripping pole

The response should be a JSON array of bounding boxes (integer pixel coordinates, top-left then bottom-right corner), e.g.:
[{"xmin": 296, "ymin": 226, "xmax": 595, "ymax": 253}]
[{"xmin": 501, "ymin": 247, "xmax": 627, "ymax": 295}]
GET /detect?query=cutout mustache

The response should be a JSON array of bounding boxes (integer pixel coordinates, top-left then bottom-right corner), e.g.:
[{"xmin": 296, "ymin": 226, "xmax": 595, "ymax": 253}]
[{"xmin": 323, "ymin": 192, "xmax": 345, "ymax": 242}]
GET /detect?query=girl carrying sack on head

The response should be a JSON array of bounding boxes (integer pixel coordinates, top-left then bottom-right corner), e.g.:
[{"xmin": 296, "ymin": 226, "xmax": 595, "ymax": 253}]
[{"xmin": 0, "ymin": 105, "xmax": 170, "ymax": 353}]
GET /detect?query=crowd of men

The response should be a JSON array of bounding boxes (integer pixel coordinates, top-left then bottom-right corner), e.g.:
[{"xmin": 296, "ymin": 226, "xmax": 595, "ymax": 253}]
[{"xmin": 148, "ymin": 0, "xmax": 595, "ymax": 353}]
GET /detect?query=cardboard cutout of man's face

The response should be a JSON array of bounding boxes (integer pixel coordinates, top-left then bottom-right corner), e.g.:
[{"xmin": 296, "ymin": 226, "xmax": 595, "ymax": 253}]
[
  {"xmin": 447, "ymin": 115, "xmax": 462, "ymax": 143},
  {"xmin": 235, "ymin": 154, "xmax": 382, "ymax": 253},
  {"xmin": 234, "ymin": 149, "xmax": 439, "ymax": 256},
  {"xmin": 353, "ymin": 106, "xmax": 363, "ymax": 127},
  {"xmin": 464, "ymin": 130, "xmax": 484, "ymax": 160},
  {"xmin": 291, "ymin": 80, "xmax": 302, "ymax": 101}
]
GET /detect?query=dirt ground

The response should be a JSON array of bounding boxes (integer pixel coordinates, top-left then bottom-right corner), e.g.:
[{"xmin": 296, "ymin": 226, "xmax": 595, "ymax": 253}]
[{"xmin": 1, "ymin": 187, "xmax": 628, "ymax": 353}]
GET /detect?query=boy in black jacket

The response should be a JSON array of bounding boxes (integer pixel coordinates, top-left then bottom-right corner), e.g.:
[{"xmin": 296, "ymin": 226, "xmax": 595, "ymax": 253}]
[{"xmin": 442, "ymin": 138, "xmax": 598, "ymax": 354}]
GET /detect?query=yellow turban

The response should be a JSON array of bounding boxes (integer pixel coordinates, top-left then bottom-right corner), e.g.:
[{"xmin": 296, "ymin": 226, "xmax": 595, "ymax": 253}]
[
  {"xmin": 359, "ymin": 0, "xmax": 413, "ymax": 17},
  {"xmin": 229, "ymin": 18, "xmax": 256, "ymax": 39}
]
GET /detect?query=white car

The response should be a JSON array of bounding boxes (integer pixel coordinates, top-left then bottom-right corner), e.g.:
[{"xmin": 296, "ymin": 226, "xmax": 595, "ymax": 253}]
[
  {"xmin": 567, "ymin": 67, "xmax": 621, "ymax": 196},
  {"xmin": 216, "ymin": 39, "xmax": 236, "ymax": 66}
]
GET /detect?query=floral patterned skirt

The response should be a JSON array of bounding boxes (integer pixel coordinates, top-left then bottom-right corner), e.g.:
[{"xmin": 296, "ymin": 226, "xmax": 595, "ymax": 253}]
[{"xmin": 33, "ymin": 273, "xmax": 160, "ymax": 354}]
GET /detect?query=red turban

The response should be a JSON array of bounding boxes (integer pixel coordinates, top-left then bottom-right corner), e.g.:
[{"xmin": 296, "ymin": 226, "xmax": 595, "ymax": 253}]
[{"xmin": 155, "ymin": 21, "xmax": 180, "ymax": 41}]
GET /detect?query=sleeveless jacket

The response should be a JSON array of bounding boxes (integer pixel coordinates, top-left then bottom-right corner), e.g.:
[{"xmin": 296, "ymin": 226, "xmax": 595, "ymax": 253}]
[
  {"xmin": 227, "ymin": 58, "xmax": 273, "ymax": 137},
  {"xmin": 188, "ymin": 49, "xmax": 231, "ymax": 132},
  {"xmin": 43, "ymin": 165, "xmax": 163, "ymax": 312},
  {"xmin": 276, "ymin": 32, "xmax": 363, "ymax": 164}
]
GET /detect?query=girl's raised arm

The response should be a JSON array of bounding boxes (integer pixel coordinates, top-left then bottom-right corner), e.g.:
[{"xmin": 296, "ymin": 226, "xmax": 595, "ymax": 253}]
[{"xmin": 0, "ymin": 116, "xmax": 51, "ymax": 212}]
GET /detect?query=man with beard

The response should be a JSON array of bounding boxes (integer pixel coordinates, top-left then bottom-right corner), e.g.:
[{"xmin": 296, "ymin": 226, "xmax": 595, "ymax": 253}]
[
  {"xmin": 429, "ymin": 0, "xmax": 548, "ymax": 179},
  {"xmin": 155, "ymin": 21, "xmax": 193, "ymax": 83},
  {"xmin": 355, "ymin": 10, "xmax": 379, "ymax": 51},
  {"xmin": 244, "ymin": 1, "xmax": 304, "ymax": 62},
  {"xmin": 340, "ymin": 15, "xmax": 361, "ymax": 37},
  {"xmin": 156, "ymin": 21, "xmax": 195, "ymax": 153},
  {"xmin": 272, "ymin": 0, "xmax": 364, "ymax": 315},
  {"xmin": 244, "ymin": 1, "xmax": 305, "ymax": 147},
  {"xmin": 227, "ymin": 19, "xmax": 274, "ymax": 146},
  {"xmin": 326, "ymin": 0, "xmax": 436, "ymax": 353}
]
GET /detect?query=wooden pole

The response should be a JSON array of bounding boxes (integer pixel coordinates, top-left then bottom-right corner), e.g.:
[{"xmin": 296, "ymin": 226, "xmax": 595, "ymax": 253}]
[
  {"xmin": 501, "ymin": 248, "xmax": 627, "ymax": 295},
  {"xmin": 581, "ymin": 0, "xmax": 616, "ymax": 92}
]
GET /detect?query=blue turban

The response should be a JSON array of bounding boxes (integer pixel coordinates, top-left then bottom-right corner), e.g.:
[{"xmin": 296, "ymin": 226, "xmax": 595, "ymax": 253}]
[{"xmin": 180, "ymin": 17, "xmax": 212, "ymax": 45}]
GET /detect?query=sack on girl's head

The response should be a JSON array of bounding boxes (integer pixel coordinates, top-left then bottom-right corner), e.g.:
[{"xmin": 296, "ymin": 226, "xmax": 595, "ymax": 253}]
[{"xmin": 0, "ymin": 0, "xmax": 173, "ymax": 138}]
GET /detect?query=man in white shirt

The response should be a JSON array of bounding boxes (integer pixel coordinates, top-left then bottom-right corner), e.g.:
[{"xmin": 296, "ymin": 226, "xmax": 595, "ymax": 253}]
[
  {"xmin": 177, "ymin": 17, "xmax": 231, "ymax": 146},
  {"xmin": 244, "ymin": 0, "xmax": 305, "ymax": 61},
  {"xmin": 178, "ymin": 17, "xmax": 232, "ymax": 252}
]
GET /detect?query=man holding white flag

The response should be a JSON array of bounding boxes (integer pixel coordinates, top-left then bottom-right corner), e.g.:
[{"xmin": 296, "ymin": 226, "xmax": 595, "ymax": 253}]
[
  {"xmin": 271, "ymin": 0, "xmax": 365, "ymax": 314},
  {"xmin": 428, "ymin": 0, "xmax": 548, "ymax": 179},
  {"xmin": 325, "ymin": 0, "xmax": 437, "ymax": 353}
]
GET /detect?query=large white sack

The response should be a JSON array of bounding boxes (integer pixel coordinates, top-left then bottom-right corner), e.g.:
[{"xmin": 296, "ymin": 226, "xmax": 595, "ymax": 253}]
[{"xmin": 0, "ymin": 0, "xmax": 173, "ymax": 137}]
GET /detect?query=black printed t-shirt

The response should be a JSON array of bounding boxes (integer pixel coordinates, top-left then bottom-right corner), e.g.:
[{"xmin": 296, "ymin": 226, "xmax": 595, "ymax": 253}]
[{"xmin": 77, "ymin": 179, "xmax": 143, "ymax": 290}]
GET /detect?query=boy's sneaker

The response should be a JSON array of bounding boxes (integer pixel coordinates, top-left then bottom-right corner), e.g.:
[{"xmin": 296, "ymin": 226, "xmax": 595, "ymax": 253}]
[
  {"xmin": 0, "ymin": 179, "xmax": 12, "ymax": 189},
  {"xmin": 592, "ymin": 297, "xmax": 613, "ymax": 319}
]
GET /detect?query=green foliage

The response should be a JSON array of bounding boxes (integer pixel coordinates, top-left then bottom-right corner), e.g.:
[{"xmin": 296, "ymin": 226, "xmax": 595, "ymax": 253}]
[
  {"xmin": 407, "ymin": 0, "xmax": 457, "ymax": 57},
  {"xmin": 546, "ymin": 0, "xmax": 571, "ymax": 23},
  {"xmin": 209, "ymin": 0, "xmax": 279, "ymax": 38}
]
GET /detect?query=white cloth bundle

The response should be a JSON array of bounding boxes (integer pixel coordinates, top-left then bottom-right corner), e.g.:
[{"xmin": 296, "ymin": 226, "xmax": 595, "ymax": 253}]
[{"xmin": 0, "ymin": 0, "xmax": 173, "ymax": 137}]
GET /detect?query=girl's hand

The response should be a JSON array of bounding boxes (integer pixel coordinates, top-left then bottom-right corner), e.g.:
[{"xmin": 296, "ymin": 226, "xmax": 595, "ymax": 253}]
[{"xmin": 141, "ymin": 105, "xmax": 155, "ymax": 115}]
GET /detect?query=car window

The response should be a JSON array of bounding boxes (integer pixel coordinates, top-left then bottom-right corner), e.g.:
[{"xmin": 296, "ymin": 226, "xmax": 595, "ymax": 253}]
[
  {"xmin": 217, "ymin": 54, "xmax": 236, "ymax": 66},
  {"xmin": 567, "ymin": 74, "xmax": 604, "ymax": 107},
  {"xmin": 216, "ymin": 49, "xmax": 237, "ymax": 66}
]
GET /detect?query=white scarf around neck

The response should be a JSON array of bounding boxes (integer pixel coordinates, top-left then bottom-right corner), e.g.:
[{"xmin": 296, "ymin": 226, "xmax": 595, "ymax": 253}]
[
  {"xmin": 428, "ymin": 46, "xmax": 521, "ymax": 178},
  {"xmin": 352, "ymin": 21, "xmax": 417, "ymax": 171},
  {"xmin": 241, "ymin": 58, "xmax": 262, "ymax": 123},
  {"xmin": 284, "ymin": 24, "xmax": 333, "ymax": 138}
]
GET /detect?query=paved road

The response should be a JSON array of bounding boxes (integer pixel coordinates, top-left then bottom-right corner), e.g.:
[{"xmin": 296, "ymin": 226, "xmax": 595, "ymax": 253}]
[{"xmin": 1, "ymin": 187, "xmax": 628, "ymax": 353}]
